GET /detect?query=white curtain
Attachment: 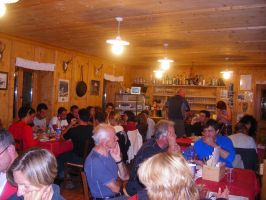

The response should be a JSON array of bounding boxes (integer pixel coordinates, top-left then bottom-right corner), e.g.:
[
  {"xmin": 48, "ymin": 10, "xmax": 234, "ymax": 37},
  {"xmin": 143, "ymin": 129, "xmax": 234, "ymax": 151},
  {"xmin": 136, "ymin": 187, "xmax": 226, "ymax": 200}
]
[{"xmin": 16, "ymin": 57, "xmax": 55, "ymax": 71}]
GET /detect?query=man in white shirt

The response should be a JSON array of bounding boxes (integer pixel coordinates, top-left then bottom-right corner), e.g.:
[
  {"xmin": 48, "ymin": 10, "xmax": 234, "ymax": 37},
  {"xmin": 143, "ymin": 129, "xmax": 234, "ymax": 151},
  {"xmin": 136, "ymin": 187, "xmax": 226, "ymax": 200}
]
[
  {"xmin": 49, "ymin": 107, "xmax": 68, "ymax": 132},
  {"xmin": 33, "ymin": 103, "xmax": 48, "ymax": 132},
  {"xmin": 0, "ymin": 130, "xmax": 18, "ymax": 199}
]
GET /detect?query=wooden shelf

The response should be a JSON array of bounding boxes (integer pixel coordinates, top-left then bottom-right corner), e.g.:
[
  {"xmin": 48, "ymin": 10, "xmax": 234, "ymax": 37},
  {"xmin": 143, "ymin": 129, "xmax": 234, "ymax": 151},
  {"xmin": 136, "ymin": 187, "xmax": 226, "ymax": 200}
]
[
  {"xmin": 147, "ymin": 84, "xmax": 226, "ymax": 88},
  {"xmin": 153, "ymin": 94, "xmax": 217, "ymax": 99},
  {"xmin": 188, "ymin": 102, "xmax": 216, "ymax": 105}
]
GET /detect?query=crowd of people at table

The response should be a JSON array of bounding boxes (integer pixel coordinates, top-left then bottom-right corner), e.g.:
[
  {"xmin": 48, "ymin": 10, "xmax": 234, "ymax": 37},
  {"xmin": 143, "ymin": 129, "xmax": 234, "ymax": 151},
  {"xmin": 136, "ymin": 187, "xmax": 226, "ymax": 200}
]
[{"xmin": 0, "ymin": 90, "xmax": 261, "ymax": 200}]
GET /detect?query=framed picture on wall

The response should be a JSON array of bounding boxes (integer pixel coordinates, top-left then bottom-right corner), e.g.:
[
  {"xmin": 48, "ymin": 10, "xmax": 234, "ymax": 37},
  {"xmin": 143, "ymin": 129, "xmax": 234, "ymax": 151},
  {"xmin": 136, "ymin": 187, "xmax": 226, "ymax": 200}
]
[
  {"xmin": 0, "ymin": 71, "xmax": 8, "ymax": 90},
  {"xmin": 90, "ymin": 80, "xmax": 100, "ymax": 96},
  {"xmin": 58, "ymin": 79, "xmax": 69, "ymax": 102}
]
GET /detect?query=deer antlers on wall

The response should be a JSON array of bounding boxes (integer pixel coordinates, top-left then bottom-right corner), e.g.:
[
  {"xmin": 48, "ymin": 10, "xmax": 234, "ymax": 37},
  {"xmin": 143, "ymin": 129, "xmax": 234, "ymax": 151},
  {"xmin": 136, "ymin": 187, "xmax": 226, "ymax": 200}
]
[
  {"xmin": 94, "ymin": 64, "xmax": 103, "ymax": 75},
  {"xmin": 62, "ymin": 57, "xmax": 73, "ymax": 73},
  {"xmin": 0, "ymin": 41, "xmax": 6, "ymax": 61}
]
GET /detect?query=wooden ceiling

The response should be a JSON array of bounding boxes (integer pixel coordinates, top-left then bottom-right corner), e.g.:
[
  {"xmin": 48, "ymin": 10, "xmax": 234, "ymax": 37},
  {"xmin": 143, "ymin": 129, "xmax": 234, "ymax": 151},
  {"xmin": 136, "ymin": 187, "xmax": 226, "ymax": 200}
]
[{"xmin": 0, "ymin": 0, "xmax": 266, "ymax": 68}]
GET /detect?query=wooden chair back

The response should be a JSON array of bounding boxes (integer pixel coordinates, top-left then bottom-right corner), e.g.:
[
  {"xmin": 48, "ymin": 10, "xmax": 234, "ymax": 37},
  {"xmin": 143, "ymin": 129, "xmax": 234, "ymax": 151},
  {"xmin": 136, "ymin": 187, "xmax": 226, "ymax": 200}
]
[{"xmin": 81, "ymin": 171, "xmax": 91, "ymax": 200}]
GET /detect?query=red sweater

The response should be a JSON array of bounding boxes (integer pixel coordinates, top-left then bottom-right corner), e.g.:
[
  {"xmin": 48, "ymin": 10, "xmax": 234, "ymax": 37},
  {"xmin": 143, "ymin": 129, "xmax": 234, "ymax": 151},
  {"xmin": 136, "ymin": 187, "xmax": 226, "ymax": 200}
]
[
  {"xmin": 8, "ymin": 121, "xmax": 38, "ymax": 150},
  {"xmin": 0, "ymin": 180, "xmax": 17, "ymax": 200}
]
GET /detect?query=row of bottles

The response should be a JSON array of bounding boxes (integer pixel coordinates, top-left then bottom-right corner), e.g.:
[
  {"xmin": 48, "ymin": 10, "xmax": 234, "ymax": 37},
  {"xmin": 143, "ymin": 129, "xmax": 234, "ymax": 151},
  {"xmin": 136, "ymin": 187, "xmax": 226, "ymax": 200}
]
[{"xmin": 133, "ymin": 74, "xmax": 225, "ymax": 86}]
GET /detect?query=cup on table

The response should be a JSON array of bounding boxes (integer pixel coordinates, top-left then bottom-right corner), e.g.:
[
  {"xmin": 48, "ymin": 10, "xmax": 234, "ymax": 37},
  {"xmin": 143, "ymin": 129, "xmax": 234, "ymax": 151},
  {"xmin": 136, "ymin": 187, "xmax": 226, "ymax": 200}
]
[
  {"xmin": 188, "ymin": 162, "xmax": 197, "ymax": 177},
  {"xmin": 226, "ymin": 168, "xmax": 234, "ymax": 183}
]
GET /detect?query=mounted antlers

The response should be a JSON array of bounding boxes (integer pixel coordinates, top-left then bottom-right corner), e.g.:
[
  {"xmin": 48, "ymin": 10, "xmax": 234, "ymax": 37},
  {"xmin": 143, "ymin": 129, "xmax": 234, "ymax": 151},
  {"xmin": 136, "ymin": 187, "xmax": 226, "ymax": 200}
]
[
  {"xmin": 62, "ymin": 57, "xmax": 73, "ymax": 73},
  {"xmin": 0, "ymin": 42, "xmax": 6, "ymax": 61},
  {"xmin": 94, "ymin": 64, "xmax": 103, "ymax": 75}
]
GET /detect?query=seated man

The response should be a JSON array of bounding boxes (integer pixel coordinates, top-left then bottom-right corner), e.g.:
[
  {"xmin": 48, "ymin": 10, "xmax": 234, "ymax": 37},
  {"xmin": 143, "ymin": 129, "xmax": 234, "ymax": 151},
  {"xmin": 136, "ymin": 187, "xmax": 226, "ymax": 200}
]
[
  {"xmin": 57, "ymin": 108, "xmax": 94, "ymax": 178},
  {"xmin": 66, "ymin": 105, "xmax": 79, "ymax": 124},
  {"xmin": 84, "ymin": 124, "xmax": 129, "ymax": 199},
  {"xmin": 33, "ymin": 103, "xmax": 48, "ymax": 133},
  {"xmin": 125, "ymin": 120, "xmax": 180, "ymax": 196},
  {"xmin": 49, "ymin": 107, "xmax": 68, "ymax": 132},
  {"xmin": 189, "ymin": 110, "xmax": 210, "ymax": 136},
  {"xmin": 8, "ymin": 106, "xmax": 38, "ymax": 150},
  {"xmin": 194, "ymin": 119, "xmax": 235, "ymax": 167},
  {"xmin": 0, "ymin": 130, "xmax": 18, "ymax": 199}
]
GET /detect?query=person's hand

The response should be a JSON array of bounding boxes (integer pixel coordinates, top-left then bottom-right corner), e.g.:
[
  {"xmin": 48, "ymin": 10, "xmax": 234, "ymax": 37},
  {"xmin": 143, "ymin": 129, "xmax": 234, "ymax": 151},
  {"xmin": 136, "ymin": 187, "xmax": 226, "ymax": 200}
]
[
  {"xmin": 24, "ymin": 186, "xmax": 53, "ymax": 200},
  {"xmin": 41, "ymin": 185, "xmax": 53, "ymax": 200},
  {"xmin": 217, "ymin": 186, "xmax": 229, "ymax": 199},
  {"xmin": 110, "ymin": 142, "xmax": 122, "ymax": 162},
  {"xmin": 203, "ymin": 136, "xmax": 217, "ymax": 148}
]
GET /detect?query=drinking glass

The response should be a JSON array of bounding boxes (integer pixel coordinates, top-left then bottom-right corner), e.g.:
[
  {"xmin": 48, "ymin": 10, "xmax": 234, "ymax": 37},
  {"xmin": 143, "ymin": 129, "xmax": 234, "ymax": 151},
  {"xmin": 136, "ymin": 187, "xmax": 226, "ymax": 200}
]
[{"xmin": 226, "ymin": 168, "xmax": 234, "ymax": 183}]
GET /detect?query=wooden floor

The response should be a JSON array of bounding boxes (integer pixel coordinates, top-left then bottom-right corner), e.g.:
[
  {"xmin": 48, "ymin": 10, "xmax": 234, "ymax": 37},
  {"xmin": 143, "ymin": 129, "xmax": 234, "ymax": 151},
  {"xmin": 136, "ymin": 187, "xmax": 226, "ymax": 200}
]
[{"xmin": 60, "ymin": 177, "xmax": 87, "ymax": 200}]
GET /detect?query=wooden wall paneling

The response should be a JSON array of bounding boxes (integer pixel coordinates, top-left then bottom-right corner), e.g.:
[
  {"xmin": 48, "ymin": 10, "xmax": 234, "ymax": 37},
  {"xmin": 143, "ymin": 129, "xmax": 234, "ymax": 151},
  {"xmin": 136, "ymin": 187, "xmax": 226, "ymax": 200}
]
[{"xmin": 0, "ymin": 37, "xmax": 12, "ymax": 128}]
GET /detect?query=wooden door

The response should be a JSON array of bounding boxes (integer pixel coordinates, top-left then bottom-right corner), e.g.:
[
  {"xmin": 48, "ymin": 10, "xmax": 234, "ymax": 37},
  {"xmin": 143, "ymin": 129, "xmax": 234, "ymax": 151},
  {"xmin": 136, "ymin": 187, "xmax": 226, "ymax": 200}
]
[
  {"xmin": 102, "ymin": 80, "xmax": 122, "ymax": 108},
  {"xmin": 13, "ymin": 67, "xmax": 37, "ymax": 119},
  {"xmin": 255, "ymin": 84, "xmax": 266, "ymax": 140}
]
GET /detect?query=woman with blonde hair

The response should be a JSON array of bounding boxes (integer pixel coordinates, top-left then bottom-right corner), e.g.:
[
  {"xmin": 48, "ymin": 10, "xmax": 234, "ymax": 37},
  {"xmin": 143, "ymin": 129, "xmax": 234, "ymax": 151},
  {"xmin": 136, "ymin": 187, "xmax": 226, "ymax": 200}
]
[
  {"xmin": 134, "ymin": 152, "xmax": 229, "ymax": 200},
  {"xmin": 138, "ymin": 152, "xmax": 199, "ymax": 200},
  {"xmin": 7, "ymin": 148, "xmax": 64, "ymax": 200}
]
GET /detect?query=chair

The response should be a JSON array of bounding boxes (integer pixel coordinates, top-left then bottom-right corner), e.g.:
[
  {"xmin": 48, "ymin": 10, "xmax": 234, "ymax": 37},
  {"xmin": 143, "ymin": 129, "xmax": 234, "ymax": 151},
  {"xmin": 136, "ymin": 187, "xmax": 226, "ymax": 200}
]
[
  {"xmin": 64, "ymin": 139, "xmax": 91, "ymax": 188},
  {"xmin": 235, "ymin": 148, "xmax": 259, "ymax": 171},
  {"xmin": 81, "ymin": 171, "xmax": 91, "ymax": 200}
]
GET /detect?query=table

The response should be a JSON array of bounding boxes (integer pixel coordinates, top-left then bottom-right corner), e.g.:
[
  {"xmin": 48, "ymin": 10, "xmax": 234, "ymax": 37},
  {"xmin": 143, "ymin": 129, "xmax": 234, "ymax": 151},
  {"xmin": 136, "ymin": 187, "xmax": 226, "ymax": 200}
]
[
  {"xmin": 176, "ymin": 137, "xmax": 193, "ymax": 146},
  {"xmin": 38, "ymin": 140, "xmax": 73, "ymax": 157},
  {"xmin": 196, "ymin": 168, "xmax": 260, "ymax": 200}
]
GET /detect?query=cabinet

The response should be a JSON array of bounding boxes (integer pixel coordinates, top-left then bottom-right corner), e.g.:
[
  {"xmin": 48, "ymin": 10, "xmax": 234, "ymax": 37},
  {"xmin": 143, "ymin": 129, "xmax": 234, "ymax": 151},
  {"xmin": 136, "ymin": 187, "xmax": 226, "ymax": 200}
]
[
  {"xmin": 152, "ymin": 85, "xmax": 227, "ymax": 114},
  {"xmin": 115, "ymin": 93, "xmax": 145, "ymax": 115}
]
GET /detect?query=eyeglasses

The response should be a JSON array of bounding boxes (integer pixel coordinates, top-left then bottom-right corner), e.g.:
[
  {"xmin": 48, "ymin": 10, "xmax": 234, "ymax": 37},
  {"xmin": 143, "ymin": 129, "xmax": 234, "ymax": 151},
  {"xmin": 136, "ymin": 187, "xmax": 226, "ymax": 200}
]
[{"xmin": 0, "ymin": 145, "xmax": 9, "ymax": 156}]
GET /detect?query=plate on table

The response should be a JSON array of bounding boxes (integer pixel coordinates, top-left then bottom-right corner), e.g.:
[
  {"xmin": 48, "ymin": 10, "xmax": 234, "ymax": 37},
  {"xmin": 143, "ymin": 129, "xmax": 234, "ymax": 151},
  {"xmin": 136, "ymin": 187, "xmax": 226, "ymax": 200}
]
[
  {"xmin": 207, "ymin": 192, "xmax": 248, "ymax": 200},
  {"xmin": 39, "ymin": 138, "xmax": 49, "ymax": 142}
]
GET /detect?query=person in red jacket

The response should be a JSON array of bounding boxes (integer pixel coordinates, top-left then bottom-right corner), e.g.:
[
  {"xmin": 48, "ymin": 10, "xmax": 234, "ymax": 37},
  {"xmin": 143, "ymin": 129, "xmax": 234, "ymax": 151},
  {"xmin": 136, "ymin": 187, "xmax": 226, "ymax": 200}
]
[
  {"xmin": 8, "ymin": 106, "xmax": 38, "ymax": 151},
  {"xmin": 0, "ymin": 130, "xmax": 18, "ymax": 199}
]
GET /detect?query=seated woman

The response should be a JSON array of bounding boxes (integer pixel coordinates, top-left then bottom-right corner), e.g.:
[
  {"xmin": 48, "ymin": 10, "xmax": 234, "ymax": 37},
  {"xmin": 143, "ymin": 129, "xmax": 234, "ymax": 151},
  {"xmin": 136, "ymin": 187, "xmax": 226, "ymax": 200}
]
[
  {"xmin": 136, "ymin": 112, "xmax": 148, "ymax": 142},
  {"xmin": 229, "ymin": 122, "xmax": 257, "ymax": 150},
  {"xmin": 239, "ymin": 115, "xmax": 258, "ymax": 139},
  {"xmin": 7, "ymin": 148, "xmax": 64, "ymax": 200},
  {"xmin": 8, "ymin": 106, "xmax": 38, "ymax": 151},
  {"xmin": 86, "ymin": 106, "xmax": 96, "ymax": 126},
  {"xmin": 122, "ymin": 111, "xmax": 137, "ymax": 132},
  {"xmin": 135, "ymin": 152, "xmax": 228, "ymax": 200},
  {"xmin": 109, "ymin": 111, "xmax": 130, "ymax": 163},
  {"xmin": 194, "ymin": 119, "xmax": 235, "ymax": 167}
]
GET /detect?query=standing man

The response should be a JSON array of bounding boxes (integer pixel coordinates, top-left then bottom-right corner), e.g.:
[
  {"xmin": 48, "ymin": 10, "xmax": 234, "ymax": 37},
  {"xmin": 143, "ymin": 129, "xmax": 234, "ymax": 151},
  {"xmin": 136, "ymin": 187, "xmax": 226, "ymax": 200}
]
[
  {"xmin": 85, "ymin": 124, "xmax": 129, "ymax": 199},
  {"xmin": 125, "ymin": 120, "xmax": 180, "ymax": 196},
  {"xmin": 33, "ymin": 103, "xmax": 48, "ymax": 132},
  {"xmin": 0, "ymin": 130, "xmax": 18, "ymax": 199},
  {"xmin": 165, "ymin": 88, "xmax": 190, "ymax": 137}
]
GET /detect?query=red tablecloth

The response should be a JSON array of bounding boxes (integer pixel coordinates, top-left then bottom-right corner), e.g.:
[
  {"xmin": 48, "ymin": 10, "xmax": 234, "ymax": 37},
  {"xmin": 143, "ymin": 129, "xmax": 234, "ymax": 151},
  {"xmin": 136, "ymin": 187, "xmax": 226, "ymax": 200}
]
[
  {"xmin": 38, "ymin": 140, "xmax": 73, "ymax": 157},
  {"xmin": 196, "ymin": 168, "xmax": 260, "ymax": 200},
  {"xmin": 176, "ymin": 137, "xmax": 193, "ymax": 146}
]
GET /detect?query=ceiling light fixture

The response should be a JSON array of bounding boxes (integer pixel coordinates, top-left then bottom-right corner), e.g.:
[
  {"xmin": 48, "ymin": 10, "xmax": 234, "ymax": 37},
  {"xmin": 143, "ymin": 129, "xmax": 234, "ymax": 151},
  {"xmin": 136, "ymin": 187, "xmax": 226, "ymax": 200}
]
[
  {"xmin": 0, "ymin": 3, "xmax": 6, "ymax": 17},
  {"xmin": 220, "ymin": 70, "xmax": 233, "ymax": 80},
  {"xmin": 0, "ymin": 0, "xmax": 20, "ymax": 17},
  {"xmin": 158, "ymin": 43, "xmax": 174, "ymax": 71},
  {"xmin": 220, "ymin": 57, "xmax": 233, "ymax": 80},
  {"xmin": 153, "ymin": 70, "xmax": 164, "ymax": 79},
  {"xmin": 106, "ymin": 17, "xmax": 129, "ymax": 55}
]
